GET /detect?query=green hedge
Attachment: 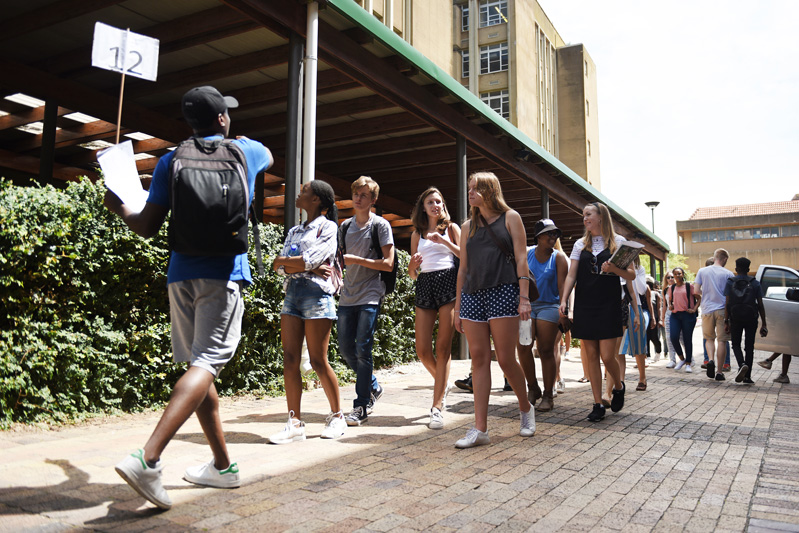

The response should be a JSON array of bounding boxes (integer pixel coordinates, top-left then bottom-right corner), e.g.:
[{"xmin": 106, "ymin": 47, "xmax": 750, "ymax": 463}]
[{"xmin": 0, "ymin": 178, "xmax": 416, "ymax": 428}]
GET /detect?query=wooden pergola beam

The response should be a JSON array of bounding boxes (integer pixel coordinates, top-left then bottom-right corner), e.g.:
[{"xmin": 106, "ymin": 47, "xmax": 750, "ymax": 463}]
[{"xmin": 0, "ymin": 0, "xmax": 125, "ymax": 43}]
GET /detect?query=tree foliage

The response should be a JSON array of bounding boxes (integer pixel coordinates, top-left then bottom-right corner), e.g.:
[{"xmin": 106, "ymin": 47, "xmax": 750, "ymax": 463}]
[{"xmin": 0, "ymin": 178, "xmax": 417, "ymax": 427}]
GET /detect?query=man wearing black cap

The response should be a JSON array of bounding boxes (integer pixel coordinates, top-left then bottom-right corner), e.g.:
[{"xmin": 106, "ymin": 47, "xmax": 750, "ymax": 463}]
[
  {"xmin": 724, "ymin": 257, "xmax": 767, "ymax": 384},
  {"xmin": 104, "ymin": 86, "xmax": 272, "ymax": 509}
]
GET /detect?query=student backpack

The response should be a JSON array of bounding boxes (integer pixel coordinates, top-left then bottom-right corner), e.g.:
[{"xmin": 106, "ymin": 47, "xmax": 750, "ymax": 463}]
[
  {"xmin": 168, "ymin": 136, "xmax": 263, "ymax": 274},
  {"xmin": 728, "ymin": 276, "xmax": 759, "ymax": 322},
  {"xmin": 339, "ymin": 218, "xmax": 398, "ymax": 294}
]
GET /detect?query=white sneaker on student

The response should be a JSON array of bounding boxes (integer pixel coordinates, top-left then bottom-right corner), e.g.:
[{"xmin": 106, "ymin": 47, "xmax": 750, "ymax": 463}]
[
  {"xmin": 520, "ymin": 405, "xmax": 536, "ymax": 437},
  {"xmin": 115, "ymin": 449, "xmax": 172, "ymax": 509},
  {"xmin": 184, "ymin": 460, "xmax": 240, "ymax": 488},
  {"xmin": 556, "ymin": 379, "xmax": 566, "ymax": 394},
  {"xmin": 674, "ymin": 360, "xmax": 686, "ymax": 371},
  {"xmin": 455, "ymin": 428, "xmax": 490, "ymax": 449},
  {"xmin": 268, "ymin": 412, "xmax": 306, "ymax": 444},
  {"xmin": 684, "ymin": 364, "xmax": 693, "ymax": 373},
  {"xmin": 653, "ymin": 353, "xmax": 661, "ymax": 363},
  {"xmin": 321, "ymin": 412, "xmax": 346, "ymax": 439},
  {"xmin": 429, "ymin": 407, "xmax": 444, "ymax": 430},
  {"xmin": 666, "ymin": 360, "xmax": 676, "ymax": 369}
]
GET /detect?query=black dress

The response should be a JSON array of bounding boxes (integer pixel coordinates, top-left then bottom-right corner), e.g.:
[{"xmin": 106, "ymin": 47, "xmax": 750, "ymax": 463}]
[{"xmin": 571, "ymin": 246, "xmax": 623, "ymax": 340}]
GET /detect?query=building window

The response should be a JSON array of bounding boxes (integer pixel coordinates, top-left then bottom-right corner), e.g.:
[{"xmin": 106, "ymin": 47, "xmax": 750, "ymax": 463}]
[
  {"xmin": 782, "ymin": 225, "xmax": 799, "ymax": 237},
  {"xmin": 462, "ymin": 6, "xmax": 469, "ymax": 31},
  {"xmin": 480, "ymin": 42, "xmax": 508, "ymax": 74},
  {"xmin": 481, "ymin": 89, "xmax": 509, "ymax": 118},
  {"xmin": 537, "ymin": 26, "xmax": 556, "ymax": 153},
  {"xmin": 480, "ymin": 0, "xmax": 508, "ymax": 27},
  {"xmin": 462, "ymin": 51, "xmax": 470, "ymax": 78}
]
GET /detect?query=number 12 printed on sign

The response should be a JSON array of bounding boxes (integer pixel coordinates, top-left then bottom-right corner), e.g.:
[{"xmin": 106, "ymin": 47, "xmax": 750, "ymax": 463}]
[{"xmin": 91, "ymin": 22, "xmax": 159, "ymax": 82}]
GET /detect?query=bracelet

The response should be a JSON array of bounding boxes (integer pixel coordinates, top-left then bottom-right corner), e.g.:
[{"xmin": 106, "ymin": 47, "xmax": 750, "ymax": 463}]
[
  {"xmin": 518, "ymin": 276, "xmax": 534, "ymax": 282},
  {"xmin": 520, "ymin": 295, "xmax": 530, "ymax": 300}
]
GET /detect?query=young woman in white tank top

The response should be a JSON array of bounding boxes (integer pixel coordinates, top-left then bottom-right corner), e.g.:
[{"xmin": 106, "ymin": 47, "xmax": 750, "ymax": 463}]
[{"xmin": 408, "ymin": 187, "xmax": 461, "ymax": 430}]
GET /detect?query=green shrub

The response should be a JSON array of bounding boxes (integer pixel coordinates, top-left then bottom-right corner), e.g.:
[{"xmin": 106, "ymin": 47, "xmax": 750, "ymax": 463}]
[{"xmin": 0, "ymin": 178, "xmax": 416, "ymax": 427}]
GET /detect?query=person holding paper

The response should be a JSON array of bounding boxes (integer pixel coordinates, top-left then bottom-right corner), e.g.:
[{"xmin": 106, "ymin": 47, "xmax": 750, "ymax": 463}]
[
  {"xmin": 104, "ymin": 86, "xmax": 272, "ymax": 510},
  {"xmin": 560, "ymin": 202, "xmax": 635, "ymax": 422}
]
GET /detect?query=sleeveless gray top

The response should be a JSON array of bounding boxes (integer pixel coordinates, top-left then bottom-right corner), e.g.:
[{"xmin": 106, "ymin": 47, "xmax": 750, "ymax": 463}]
[{"xmin": 464, "ymin": 212, "xmax": 518, "ymax": 293}]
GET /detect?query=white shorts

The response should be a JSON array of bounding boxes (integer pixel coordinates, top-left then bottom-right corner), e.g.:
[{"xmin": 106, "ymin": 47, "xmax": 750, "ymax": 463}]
[{"xmin": 168, "ymin": 279, "xmax": 245, "ymax": 377}]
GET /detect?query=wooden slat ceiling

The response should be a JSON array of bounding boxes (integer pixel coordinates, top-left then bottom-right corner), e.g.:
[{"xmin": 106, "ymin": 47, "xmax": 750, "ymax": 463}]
[{"xmin": 0, "ymin": 0, "xmax": 667, "ymax": 259}]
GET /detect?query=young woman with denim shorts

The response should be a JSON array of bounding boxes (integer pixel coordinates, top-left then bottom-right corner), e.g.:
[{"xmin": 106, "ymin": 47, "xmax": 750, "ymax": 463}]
[
  {"xmin": 515, "ymin": 219, "xmax": 568, "ymax": 413},
  {"xmin": 560, "ymin": 202, "xmax": 636, "ymax": 422},
  {"xmin": 270, "ymin": 180, "xmax": 346, "ymax": 443},
  {"xmin": 453, "ymin": 172, "xmax": 536, "ymax": 448},
  {"xmin": 408, "ymin": 187, "xmax": 461, "ymax": 430}
]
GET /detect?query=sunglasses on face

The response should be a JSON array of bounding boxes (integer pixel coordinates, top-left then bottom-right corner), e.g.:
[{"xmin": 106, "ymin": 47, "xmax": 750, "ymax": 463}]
[
  {"xmin": 666, "ymin": 275, "xmax": 674, "ymax": 279},
  {"xmin": 541, "ymin": 231, "xmax": 559, "ymax": 239}
]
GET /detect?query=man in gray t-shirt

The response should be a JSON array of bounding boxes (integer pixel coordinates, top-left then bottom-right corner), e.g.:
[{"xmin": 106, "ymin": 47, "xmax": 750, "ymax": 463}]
[{"xmin": 338, "ymin": 176, "xmax": 395, "ymax": 426}]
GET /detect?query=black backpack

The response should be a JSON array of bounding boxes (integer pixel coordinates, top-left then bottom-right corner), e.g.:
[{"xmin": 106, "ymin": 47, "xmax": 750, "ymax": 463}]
[
  {"xmin": 339, "ymin": 217, "xmax": 398, "ymax": 294},
  {"xmin": 168, "ymin": 137, "xmax": 263, "ymax": 273},
  {"xmin": 729, "ymin": 276, "xmax": 758, "ymax": 322}
]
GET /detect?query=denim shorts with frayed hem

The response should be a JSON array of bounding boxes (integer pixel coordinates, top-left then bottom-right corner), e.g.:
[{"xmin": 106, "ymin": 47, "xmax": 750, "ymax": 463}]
[{"xmin": 281, "ymin": 277, "xmax": 337, "ymax": 320}]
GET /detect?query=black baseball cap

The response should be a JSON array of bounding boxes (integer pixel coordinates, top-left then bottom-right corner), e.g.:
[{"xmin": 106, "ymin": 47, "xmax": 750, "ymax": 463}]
[{"xmin": 181, "ymin": 86, "xmax": 239, "ymax": 129}]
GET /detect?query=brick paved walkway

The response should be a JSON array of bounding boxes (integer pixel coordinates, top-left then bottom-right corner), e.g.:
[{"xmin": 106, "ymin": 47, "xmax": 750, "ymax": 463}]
[{"xmin": 1, "ymin": 334, "xmax": 797, "ymax": 532}]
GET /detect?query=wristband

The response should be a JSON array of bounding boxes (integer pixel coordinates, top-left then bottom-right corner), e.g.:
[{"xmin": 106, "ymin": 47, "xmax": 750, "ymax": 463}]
[
  {"xmin": 520, "ymin": 295, "xmax": 530, "ymax": 301},
  {"xmin": 518, "ymin": 276, "xmax": 534, "ymax": 282}
]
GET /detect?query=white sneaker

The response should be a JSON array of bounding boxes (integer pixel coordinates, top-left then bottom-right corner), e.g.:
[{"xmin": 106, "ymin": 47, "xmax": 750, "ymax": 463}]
[
  {"xmin": 429, "ymin": 407, "xmax": 444, "ymax": 430},
  {"xmin": 321, "ymin": 412, "xmax": 346, "ymax": 439},
  {"xmin": 684, "ymin": 364, "xmax": 693, "ymax": 373},
  {"xmin": 455, "ymin": 428, "xmax": 490, "ymax": 449},
  {"xmin": 520, "ymin": 405, "xmax": 536, "ymax": 437},
  {"xmin": 556, "ymin": 379, "xmax": 566, "ymax": 394},
  {"xmin": 564, "ymin": 351, "xmax": 571, "ymax": 361},
  {"xmin": 552, "ymin": 388, "xmax": 558, "ymax": 398},
  {"xmin": 653, "ymin": 353, "xmax": 661, "ymax": 363},
  {"xmin": 268, "ymin": 412, "xmax": 306, "ymax": 444},
  {"xmin": 666, "ymin": 360, "xmax": 676, "ymax": 369},
  {"xmin": 675, "ymin": 360, "xmax": 686, "ymax": 371},
  {"xmin": 184, "ymin": 460, "xmax": 240, "ymax": 488},
  {"xmin": 115, "ymin": 449, "xmax": 172, "ymax": 509}
]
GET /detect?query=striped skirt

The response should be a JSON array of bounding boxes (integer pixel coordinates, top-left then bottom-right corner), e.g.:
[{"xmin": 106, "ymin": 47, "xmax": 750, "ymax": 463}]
[{"xmin": 621, "ymin": 305, "xmax": 649, "ymax": 355}]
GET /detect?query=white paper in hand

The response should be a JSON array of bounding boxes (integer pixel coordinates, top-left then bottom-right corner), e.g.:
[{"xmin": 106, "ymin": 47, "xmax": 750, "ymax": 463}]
[{"xmin": 97, "ymin": 141, "xmax": 148, "ymax": 213}]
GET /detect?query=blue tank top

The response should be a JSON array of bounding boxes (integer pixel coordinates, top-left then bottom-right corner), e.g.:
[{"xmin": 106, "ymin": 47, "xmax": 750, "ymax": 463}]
[{"xmin": 527, "ymin": 246, "xmax": 559, "ymax": 304}]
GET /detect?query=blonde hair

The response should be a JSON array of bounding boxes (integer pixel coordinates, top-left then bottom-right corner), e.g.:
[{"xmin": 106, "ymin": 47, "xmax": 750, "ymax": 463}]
[
  {"xmin": 468, "ymin": 172, "xmax": 510, "ymax": 237},
  {"xmin": 714, "ymin": 248, "xmax": 729, "ymax": 261},
  {"xmin": 351, "ymin": 175, "xmax": 379, "ymax": 200},
  {"xmin": 411, "ymin": 187, "xmax": 451, "ymax": 236},
  {"xmin": 580, "ymin": 202, "xmax": 619, "ymax": 255}
]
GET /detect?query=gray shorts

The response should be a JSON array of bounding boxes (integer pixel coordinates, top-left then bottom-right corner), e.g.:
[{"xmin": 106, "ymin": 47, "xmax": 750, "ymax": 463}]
[{"xmin": 168, "ymin": 279, "xmax": 245, "ymax": 377}]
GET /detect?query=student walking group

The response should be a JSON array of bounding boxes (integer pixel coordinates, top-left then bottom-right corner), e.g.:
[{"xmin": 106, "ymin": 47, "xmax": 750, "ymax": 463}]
[{"xmin": 104, "ymin": 86, "xmax": 773, "ymax": 510}]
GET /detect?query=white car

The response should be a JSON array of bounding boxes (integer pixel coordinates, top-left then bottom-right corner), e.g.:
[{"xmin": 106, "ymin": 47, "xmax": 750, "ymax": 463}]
[{"xmin": 754, "ymin": 264, "xmax": 799, "ymax": 355}]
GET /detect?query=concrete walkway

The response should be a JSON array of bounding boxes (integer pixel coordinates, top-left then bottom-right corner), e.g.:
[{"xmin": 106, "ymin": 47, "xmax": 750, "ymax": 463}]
[{"xmin": 2, "ymin": 334, "xmax": 798, "ymax": 532}]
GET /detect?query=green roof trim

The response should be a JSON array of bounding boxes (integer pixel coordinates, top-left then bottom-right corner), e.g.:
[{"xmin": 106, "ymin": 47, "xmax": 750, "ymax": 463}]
[{"xmin": 325, "ymin": 0, "xmax": 668, "ymax": 251}]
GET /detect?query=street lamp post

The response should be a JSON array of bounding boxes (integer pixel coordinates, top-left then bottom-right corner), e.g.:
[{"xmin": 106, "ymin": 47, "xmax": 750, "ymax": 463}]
[{"xmin": 645, "ymin": 201, "xmax": 660, "ymax": 233}]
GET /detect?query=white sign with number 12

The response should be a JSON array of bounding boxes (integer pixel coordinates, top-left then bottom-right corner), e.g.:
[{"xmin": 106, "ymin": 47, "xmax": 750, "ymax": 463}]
[{"xmin": 92, "ymin": 22, "xmax": 159, "ymax": 82}]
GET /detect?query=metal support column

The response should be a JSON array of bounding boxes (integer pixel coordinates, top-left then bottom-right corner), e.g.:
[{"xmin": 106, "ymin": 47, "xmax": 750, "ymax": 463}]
[
  {"xmin": 541, "ymin": 188, "xmax": 550, "ymax": 220},
  {"xmin": 283, "ymin": 32, "xmax": 304, "ymax": 234},
  {"xmin": 40, "ymin": 99, "xmax": 58, "ymax": 186},
  {"xmin": 455, "ymin": 134, "xmax": 468, "ymax": 225},
  {"xmin": 456, "ymin": 134, "xmax": 469, "ymax": 360}
]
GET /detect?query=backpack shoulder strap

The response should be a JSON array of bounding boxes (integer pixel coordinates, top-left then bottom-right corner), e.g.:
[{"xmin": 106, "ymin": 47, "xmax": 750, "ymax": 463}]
[
  {"xmin": 371, "ymin": 220, "xmax": 384, "ymax": 260},
  {"xmin": 339, "ymin": 219, "xmax": 352, "ymax": 255}
]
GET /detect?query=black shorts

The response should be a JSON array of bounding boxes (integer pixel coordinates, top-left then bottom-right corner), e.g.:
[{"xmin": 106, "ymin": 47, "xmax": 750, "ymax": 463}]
[{"xmin": 415, "ymin": 266, "xmax": 457, "ymax": 310}]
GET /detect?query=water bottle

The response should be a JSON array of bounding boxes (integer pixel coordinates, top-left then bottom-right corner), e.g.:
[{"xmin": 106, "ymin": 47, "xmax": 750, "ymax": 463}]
[{"xmin": 519, "ymin": 318, "xmax": 533, "ymax": 345}]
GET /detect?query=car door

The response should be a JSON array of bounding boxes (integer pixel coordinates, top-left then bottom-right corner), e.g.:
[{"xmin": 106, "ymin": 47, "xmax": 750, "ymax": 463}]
[{"xmin": 755, "ymin": 265, "xmax": 799, "ymax": 355}]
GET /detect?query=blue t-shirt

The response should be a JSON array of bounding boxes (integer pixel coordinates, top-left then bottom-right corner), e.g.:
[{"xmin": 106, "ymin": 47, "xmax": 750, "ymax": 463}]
[
  {"xmin": 527, "ymin": 246, "xmax": 559, "ymax": 305},
  {"xmin": 147, "ymin": 135, "xmax": 272, "ymax": 285}
]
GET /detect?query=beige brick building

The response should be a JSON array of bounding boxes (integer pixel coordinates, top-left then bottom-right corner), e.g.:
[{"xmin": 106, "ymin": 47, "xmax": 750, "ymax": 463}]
[
  {"xmin": 352, "ymin": 0, "xmax": 601, "ymax": 188},
  {"xmin": 676, "ymin": 198, "xmax": 799, "ymax": 275}
]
